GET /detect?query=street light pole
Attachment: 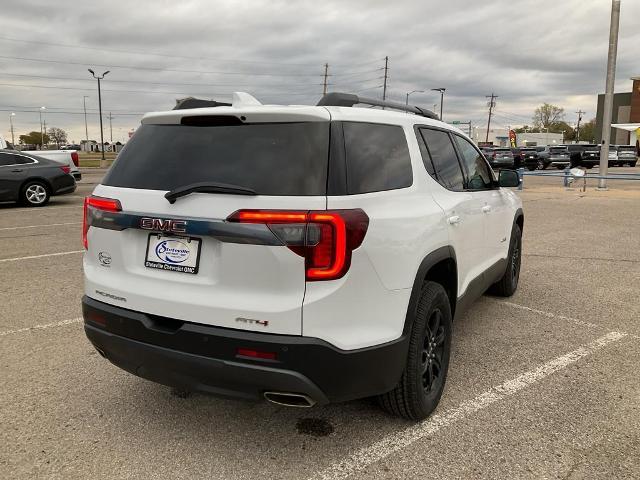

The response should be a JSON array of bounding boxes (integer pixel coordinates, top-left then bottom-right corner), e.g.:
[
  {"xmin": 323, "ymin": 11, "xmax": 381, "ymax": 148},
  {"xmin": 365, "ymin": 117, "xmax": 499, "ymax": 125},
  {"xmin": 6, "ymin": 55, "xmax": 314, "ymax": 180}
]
[
  {"xmin": 9, "ymin": 112, "xmax": 15, "ymax": 145},
  {"xmin": 83, "ymin": 96, "xmax": 89, "ymax": 143},
  {"xmin": 88, "ymin": 69, "xmax": 110, "ymax": 168},
  {"xmin": 39, "ymin": 106, "xmax": 45, "ymax": 148},
  {"xmin": 405, "ymin": 90, "xmax": 424, "ymax": 106},
  {"xmin": 431, "ymin": 88, "xmax": 445, "ymax": 121},
  {"xmin": 598, "ymin": 0, "xmax": 621, "ymax": 190}
]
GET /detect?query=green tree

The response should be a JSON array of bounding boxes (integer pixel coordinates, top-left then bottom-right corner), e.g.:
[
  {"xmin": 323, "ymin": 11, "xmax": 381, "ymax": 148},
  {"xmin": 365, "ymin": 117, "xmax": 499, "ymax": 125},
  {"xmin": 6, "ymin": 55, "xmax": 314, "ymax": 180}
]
[
  {"xmin": 549, "ymin": 121, "xmax": 575, "ymax": 141},
  {"xmin": 18, "ymin": 131, "xmax": 50, "ymax": 147},
  {"xmin": 533, "ymin": 103, "xmax": 565, "ymax": 129},
  {"xmin": 47, "ymin": 127, "xmax": 67, "ymax": 148},
  {"xmin": 578, "ymin": 118, "xmax": 596, "ymax": 143}
]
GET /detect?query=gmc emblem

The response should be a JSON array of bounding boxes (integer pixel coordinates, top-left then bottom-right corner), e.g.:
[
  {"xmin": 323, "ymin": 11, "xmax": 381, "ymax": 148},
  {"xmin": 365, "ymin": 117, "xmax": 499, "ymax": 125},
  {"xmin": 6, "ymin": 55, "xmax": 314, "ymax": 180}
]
[{"xmin": 140, "ymin": 217, "xmax": 187, "ymax": 233}]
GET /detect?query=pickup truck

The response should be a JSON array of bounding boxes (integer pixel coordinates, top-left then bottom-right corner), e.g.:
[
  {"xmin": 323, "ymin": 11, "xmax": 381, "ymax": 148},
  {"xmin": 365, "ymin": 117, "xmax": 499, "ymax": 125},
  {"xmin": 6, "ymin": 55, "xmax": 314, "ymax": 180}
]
[{"xmin": 0, "ymin": 135, "xmax": 81, "ymax": 180}]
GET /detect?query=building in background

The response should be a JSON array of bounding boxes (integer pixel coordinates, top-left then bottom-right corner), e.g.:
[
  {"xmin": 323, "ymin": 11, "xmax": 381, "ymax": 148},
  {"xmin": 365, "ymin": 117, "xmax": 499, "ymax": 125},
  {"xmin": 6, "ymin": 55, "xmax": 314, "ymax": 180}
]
[
  {"xmin": 473, "ymin": 127, "xmax": 562, "ymax": 147},
  {"xmin": 595, "ymin": 76, "xmax": 640, "ymax": 145}
]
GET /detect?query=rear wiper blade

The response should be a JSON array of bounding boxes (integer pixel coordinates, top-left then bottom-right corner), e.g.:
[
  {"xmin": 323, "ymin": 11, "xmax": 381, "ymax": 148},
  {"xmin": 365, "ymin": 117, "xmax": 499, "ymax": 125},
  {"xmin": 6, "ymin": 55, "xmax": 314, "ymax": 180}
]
[{"xmin": 165, "ymin": 181, "xmax": 256, "ymax": 204}]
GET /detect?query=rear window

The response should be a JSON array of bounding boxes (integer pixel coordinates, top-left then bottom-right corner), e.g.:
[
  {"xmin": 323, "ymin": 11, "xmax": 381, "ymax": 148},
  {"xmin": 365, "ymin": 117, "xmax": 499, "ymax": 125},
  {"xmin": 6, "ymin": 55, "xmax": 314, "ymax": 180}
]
[
  {"xmin": 617, "ymin": 146, "xmax": 634, "ymax": 151},
  {"xmin": 550, "ymin": 147, "xmax": 567, "ymax": 153},
  {"xmin": 103, "ymin": 122, "xmax": 329, "ymax": 195},
  {"xmin": 342, "ymin": 122, "xmax": 412, "ymax": 194}
]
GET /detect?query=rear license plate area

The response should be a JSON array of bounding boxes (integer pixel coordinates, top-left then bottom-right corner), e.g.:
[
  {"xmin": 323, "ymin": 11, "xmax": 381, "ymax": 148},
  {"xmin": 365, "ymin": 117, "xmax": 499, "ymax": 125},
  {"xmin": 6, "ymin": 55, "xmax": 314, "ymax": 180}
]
[{"xmin": 145, "ymin": 234, "xmax": 201, "ymax": 275}]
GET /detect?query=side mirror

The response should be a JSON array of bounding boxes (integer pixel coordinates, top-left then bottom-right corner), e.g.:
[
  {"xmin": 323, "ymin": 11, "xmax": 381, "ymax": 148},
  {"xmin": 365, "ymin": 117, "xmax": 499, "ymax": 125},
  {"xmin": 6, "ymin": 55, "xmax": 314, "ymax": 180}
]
[{"xmin": 498, "ymin": 169, "xmax": 519, "ymax": 188}]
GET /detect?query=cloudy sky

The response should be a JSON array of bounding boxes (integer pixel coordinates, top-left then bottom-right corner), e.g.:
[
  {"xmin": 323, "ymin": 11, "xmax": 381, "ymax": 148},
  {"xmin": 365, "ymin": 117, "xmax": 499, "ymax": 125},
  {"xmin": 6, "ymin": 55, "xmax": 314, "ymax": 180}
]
[{"xmin": 1, "ymin": 0, "xmax": 638, "ymax": 144}]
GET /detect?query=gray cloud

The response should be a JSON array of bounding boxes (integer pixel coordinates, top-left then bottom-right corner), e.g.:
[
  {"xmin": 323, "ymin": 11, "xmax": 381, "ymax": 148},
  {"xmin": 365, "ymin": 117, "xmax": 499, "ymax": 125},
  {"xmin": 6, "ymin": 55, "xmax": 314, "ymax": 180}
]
[{"xmin": 0, "ymin": 0, "xmax": 638, "ymax": 143}]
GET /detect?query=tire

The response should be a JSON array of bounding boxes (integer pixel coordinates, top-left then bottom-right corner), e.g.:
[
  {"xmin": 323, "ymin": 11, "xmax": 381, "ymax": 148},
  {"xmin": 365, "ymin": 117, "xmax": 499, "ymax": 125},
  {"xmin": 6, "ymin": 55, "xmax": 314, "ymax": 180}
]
[
  {"xmin": 527, "ymin": 165, "xmax": 537, "ymax": 172},
  {"xmin": 489, "ymin": 224, "xmax": 522, "ymax": 297},
  {"xmin": 556, "ymin": 165, "xmax": 565, "ymax": 170},
  {"xmin": 378, "ymin": 282, "xmax": 452, "ymax": 421},
  {"xmin": 585, "ymin": 165, "xmax": 594, "ymax": 169},
  {"xmin": 21, "ymin": 181, "xmax": 50, "ymax": 207},
  {"xmin": 631, "ymin": 162, "xmax": 637, "ymax": 168},
  {"xmin": 539, "ymin": 160, "xmax": 548, "ymax": 170}
]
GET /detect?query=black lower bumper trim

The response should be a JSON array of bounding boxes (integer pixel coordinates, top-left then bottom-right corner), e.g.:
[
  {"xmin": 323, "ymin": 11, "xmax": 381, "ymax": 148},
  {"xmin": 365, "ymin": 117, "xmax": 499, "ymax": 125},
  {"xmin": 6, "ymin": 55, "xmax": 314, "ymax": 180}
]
[{"xmin": 82, "ymin": 296, "xmax": 409, "ymax": 404}]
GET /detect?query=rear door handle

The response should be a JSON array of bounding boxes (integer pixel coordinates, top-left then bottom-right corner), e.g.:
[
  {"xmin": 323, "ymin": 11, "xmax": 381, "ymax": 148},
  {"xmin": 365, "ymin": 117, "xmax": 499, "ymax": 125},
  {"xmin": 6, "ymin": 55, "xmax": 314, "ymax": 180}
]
[
  {"xmin": 447, "ymin": 215, "xmax": 461, "ymax": 225},
  {"xmin": 11, "ymin": 169, "xmax": 24, "ymax": 173},
  {"xmin": 482, "ymin": 205, "xmax": 492, "ymax": 213}
]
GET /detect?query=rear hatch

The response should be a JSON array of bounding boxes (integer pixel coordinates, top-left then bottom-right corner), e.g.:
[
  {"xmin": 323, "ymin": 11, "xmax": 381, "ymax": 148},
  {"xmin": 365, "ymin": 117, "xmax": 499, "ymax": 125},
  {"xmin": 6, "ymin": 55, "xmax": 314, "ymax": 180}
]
[
  {"xmin": 617, "ymin": 146, "xmax": 636, "ymax": 158},
  {"xmin": 84, "ymin": 108, "xmax": 330, "ymax": 335},
  {"xmin": 492, "ymin": 148, "xmax": 514, "ymax": 162},
  {"xmin": 549, "ymin": 147, "xmax": 569, "ymax": 160}
]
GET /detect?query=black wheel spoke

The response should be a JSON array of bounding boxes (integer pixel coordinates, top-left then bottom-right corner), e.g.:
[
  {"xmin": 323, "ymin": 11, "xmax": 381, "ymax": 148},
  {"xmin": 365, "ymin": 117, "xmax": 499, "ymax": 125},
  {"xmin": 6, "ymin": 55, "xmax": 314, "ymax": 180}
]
[
  {"xmin": 434, "ymin": 330, "xmax": 445, "ymax": 346},
  {"xmin": 429, "ymin": 310, "xmax": 441, "ymax": 338}
]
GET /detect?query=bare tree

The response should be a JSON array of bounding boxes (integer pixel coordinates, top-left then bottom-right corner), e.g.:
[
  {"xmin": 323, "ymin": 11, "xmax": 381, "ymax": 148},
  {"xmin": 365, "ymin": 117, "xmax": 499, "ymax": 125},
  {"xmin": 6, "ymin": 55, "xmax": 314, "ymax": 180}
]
[
  {"xmin": 533, "ymin": 104, "xmax": 565, "ymax": 129},
  {"xmin": 47, "ymin": 127, "xmax": 68, "ymax": 148}
]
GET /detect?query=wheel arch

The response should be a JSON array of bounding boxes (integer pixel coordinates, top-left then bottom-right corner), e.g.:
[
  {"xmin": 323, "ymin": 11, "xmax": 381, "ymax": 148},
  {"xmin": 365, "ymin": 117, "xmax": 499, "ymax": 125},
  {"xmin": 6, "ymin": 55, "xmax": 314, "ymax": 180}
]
[
  {"xmin": 514, "ymin": 207, "xmax": 524, "ymax": 234},
  {"xmin": 403, "ymin": 246, "xmax": 458, "ymax": 336}
]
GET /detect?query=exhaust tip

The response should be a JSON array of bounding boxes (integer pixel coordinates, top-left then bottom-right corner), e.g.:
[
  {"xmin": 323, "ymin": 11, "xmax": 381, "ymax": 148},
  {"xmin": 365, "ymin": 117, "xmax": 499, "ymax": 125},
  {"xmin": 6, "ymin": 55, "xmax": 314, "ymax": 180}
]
[{"xmin": 264, "ymin": 391, "xmax": 315, "ymax": 408}]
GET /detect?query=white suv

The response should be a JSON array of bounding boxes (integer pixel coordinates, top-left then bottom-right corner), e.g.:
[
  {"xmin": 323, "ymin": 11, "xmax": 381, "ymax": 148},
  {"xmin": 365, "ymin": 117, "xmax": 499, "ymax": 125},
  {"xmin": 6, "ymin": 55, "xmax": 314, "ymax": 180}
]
[{"xmin": 82, "ymin": 92, "xmax": 523, "ymax": 420}]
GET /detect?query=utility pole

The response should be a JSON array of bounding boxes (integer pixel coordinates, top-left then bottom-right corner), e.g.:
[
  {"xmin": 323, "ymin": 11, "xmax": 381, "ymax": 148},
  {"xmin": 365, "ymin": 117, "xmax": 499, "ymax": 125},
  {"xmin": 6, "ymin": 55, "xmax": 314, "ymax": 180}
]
[
  {"xmin": 322, "ymin": 63, "xmax": 329, "ymax": 95},
  {"xmin": 39, "ymin": 106, "xmax": 45, "ymax": 148},
  {"xmin": 83, "ymin": 96, "xmax": 89, "ymax": 143},
  {"xmin": 599, "ymin": 0, "xmax": 621, "ymax": 190},
  {"xmin": 108, "ymin": 112, "xmax": 114, "ymax": 143},
  {"xmin": 43, "ymin": 120, "xmax": 47, "ymax": 148},
  {"xmin": 485, "ymin": 93, "xmax": 498, "ymax": 143},
  {"xmin": 382, "ymin": 56, "xmax": 389, "ymax": 101},
  {"xmin": 88, "ymin": 69, "xmax": 110, "ymax": 168},
  {"xmin": 9, "ymin": 112, "xmax": 15, "ymax": 145},
  {"xmin": 575, "ymin": 110, "xmax": 585, "ymax": 143}
]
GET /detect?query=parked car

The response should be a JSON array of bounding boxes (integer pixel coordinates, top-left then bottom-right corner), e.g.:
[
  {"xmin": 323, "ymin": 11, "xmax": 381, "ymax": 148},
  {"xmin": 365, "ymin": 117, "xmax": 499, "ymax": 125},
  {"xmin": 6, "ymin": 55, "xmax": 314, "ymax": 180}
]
[
  {"xmin": 81, "ymin": 91, "xmax": 524, "ymax": 421},
  {"xmin": 0, "ymin": 150, "xmax": 76, "ymax": 206},
  {"xmin": 576, "ymin": 144, "xmax": 600, "ymax": 169},
  {"xmin": 614, "ymin": 145, "xmax": 637, "ymax": 167},
  {"xmin": 481, "ymin": 147, "xmax": 515, "ymax": 169},
  {"xmin": 536, "ymin": 145, "xmax": 570, "ymax": 170},
  {"xmin": 512, "ymin": 147, "xmax": 539, "ymax": 171},
  {"xmin": 0, "ymin": 135, "xmax": 81, "ymax": 180}
]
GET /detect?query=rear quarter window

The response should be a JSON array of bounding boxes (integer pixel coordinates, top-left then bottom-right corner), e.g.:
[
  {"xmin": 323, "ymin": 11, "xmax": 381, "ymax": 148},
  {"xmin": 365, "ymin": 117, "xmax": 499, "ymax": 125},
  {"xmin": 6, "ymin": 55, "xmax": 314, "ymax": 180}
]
[{"xmin": 342, "ymin": 122, "xmax": 412, "ymax": 194}]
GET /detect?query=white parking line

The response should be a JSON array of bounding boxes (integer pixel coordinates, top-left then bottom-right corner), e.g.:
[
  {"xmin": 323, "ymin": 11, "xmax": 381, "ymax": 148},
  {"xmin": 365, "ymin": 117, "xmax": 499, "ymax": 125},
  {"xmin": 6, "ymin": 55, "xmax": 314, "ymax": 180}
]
[
  {"xmin": 0, "ymin": 317, "xmax": 83, "ymax": 337},
  {"xmin": 0, "ymin": 222, "xmax": 81, "ymax": 231},
  {"xmin": 310, "ymin": 331, "xmax": 627, "ymax": 480},
  {"xmin": 493, "ymin": 300, "xmax": 601, "ymax": 330},
  {"xmin": 0, "ymin": 250, "xmax": 83, "ymax": 263}
]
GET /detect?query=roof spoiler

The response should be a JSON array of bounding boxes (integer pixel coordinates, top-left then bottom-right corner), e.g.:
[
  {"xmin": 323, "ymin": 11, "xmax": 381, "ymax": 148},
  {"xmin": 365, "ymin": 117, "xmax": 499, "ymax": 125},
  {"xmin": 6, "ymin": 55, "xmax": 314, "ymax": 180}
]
[
  {"xmin": 174, "ymin": 97, "xmax": 231, "ymax": 110},
  {"xmin": 317, "ymin": 92, "xmax": 440, "ymax": 120}
]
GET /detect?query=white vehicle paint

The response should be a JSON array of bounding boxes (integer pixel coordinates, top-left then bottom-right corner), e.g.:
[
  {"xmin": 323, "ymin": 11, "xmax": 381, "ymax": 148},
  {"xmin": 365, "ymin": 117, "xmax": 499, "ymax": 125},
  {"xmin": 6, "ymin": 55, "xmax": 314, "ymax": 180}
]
[
  {"xmin": 81, "ymin": 92, "xmax": 523, "ymax": 418},
  {"xmin": 0, "ymin": 135, "xmax": 81, "ymax": 180}
]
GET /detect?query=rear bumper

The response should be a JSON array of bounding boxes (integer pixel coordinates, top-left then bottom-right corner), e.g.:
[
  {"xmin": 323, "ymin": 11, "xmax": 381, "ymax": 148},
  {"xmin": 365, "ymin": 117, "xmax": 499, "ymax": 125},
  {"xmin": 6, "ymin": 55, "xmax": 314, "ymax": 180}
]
[{"xmin": 82, "ymin": 296, "xmax": 408, "ymax": 404}]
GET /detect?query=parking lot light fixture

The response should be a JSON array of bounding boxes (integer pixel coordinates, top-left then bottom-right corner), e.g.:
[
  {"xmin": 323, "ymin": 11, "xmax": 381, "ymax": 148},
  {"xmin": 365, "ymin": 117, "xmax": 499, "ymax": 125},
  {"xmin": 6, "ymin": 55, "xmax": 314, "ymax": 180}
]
[
  {"xmin": 88, "ymin": 69, "xmax": 110, "ymax": 168},
  {"xmin": 405, "ymin": 90, "xmax": 424, "ymax": 106},
  {"xmin": 431, "ymin": 88, "xmax": 446, "ymax": 121}
]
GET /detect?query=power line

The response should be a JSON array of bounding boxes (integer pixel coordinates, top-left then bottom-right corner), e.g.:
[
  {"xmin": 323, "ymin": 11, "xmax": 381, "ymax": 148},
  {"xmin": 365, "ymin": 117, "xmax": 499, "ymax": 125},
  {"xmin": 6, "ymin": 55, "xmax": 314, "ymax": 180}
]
[
  {"xmin": 0, "ymin": 82, "xmax": 317, "ymax": 96},
  {"xmin": 0, "ymin": 54, "xmax": 326, "ymax": 77},
  {"xmin": 0, "ymin": 35, "xmax": 382, "ymax": 68},
  {"xmin": 0, "ymin": 72, "xmax": 323, "ymax": 88}
]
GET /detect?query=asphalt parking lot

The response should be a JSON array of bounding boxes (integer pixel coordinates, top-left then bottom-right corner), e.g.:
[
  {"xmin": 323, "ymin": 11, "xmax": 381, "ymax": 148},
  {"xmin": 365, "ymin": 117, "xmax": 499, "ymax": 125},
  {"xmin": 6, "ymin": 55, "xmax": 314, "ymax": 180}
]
[{"xmin": 1, "ymin": 167, "xmax": 639, "ymax": 479}]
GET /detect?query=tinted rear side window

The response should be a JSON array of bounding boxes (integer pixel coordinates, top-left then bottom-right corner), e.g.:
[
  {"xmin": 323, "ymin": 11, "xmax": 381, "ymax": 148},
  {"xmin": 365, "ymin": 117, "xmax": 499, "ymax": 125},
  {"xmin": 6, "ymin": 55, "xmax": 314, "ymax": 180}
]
[
  {"xmin": 103, "ymin": 122, "xmax": 329, "ymax": 195},
  {"xmin": 342, "ymin": 122, "xmax": 412, "ymax": 194},
  {"xmin": 419, "ymin": 128, "xmax": 465, "ymax": 191}
]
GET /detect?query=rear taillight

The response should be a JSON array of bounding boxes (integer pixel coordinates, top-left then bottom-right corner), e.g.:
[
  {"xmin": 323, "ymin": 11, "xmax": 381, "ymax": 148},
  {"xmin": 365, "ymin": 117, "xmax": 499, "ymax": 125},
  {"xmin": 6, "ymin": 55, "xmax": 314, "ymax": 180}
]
[
  {"xmin": 83, "ymin": 195, "xmax": 122, "ymax": 250},
  {"xmin": 60, "ymin": 165, "xmax": 71, "ymax": 174},
  {"xmin": 228, "ymin": 209, "xmax": 369, "ymax": 281},
  {"xmin": 71, "ymin": 151, "xmax": 79, "ymax": 167}
]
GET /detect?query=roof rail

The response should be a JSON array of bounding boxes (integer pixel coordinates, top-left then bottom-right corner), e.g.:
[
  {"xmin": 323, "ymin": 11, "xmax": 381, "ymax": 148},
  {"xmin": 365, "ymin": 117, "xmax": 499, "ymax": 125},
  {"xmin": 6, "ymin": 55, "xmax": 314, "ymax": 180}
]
[
  {"xmin": 174, "ymin": 97, "xmax": 231, "ymax": 110},
  {"xmin": 316, "ymin": 92, "xmax": 440, "ymax": 120}
]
